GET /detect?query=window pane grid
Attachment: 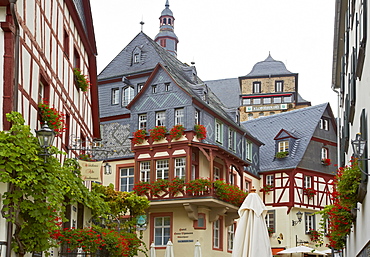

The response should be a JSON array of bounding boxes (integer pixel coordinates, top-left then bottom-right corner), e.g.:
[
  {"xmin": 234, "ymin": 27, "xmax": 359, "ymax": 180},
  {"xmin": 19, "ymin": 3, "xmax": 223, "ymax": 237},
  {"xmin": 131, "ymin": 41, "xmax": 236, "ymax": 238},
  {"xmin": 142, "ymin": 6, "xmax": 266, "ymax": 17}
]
[
  {"xmin": 120, "ymin": 168, "xmax": 134, "ymax": 192},
  {"xmin": 175, "ymin": 158, "xmax": 186, "ymax": 179},
  {"xmin": 156, "ymin": 160, "xmax": 169, "ymax": 180},
  {"xmin": 139, "ymin": 114, "xmax": 147, "ymax": 130},
  {"xmin": 140, "ymin": 161, "xmax": 150, "ymax": 182},
  {"xmin": 154, "ymin": 217, "xmax": 171, "ymax": 246},
  {"xmin": 156, "ymin": 111, "xmax": 166, "ymax": 126},
  {"xmin": 175, "ymin": 108, "xmax": 184, "ymax": 125}
]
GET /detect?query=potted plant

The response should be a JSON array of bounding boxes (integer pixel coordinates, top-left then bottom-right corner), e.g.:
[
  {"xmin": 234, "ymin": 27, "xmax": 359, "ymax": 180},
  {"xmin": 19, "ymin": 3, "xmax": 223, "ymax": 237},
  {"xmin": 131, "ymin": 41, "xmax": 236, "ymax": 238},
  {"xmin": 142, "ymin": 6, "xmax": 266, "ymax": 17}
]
[
  {"xmin": 38, "ymin": 100, "xmax": 66, "ymax": 135},
  {"xmin": 321, "ymin": 158, "xmax": 331, "ymax": 166},
  {"xmin": 73, "ymin": 68, "xmax": 90, "ymax": 92},
  {"xmin": 149, "ymin": 126, "xmax": 167, "ymax": 142},
  {"xmin": 267, "ymin": 227, "xmax": 274, "ymax": 237},
  {"xmin": 132, "ymin": 129, "xmax": 147, "ymax": 144},
  {"xmin": 303, "ymin": 187, "xmax": 317, "ymax": 199},
  {"xmin": 194, "ymin": 124, "xmax": 207, "ymax": 140},
  {"xmin": 169, "ymin": 124, "xmax": 185, "ymax": 140},
  {"xmin": 275, "ymin": 151, "xmax": 288, "ymax": 159},
  {"xmin": 260, "ymin": 184, "xmax": 274, "ymax": 194}
]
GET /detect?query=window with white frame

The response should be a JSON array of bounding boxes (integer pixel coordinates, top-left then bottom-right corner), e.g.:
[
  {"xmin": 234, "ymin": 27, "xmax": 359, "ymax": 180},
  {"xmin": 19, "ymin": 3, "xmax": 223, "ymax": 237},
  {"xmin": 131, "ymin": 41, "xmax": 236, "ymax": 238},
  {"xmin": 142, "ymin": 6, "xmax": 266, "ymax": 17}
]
[
  {"xmin": 156, "ymin": 160, "xmax": 169, "ymax": 180},
  {"xmin": 305, "ymin": 213, "xmax": 315, "ymax": 233},
  {"xmin": 266, "ymin": 175, "xmax": 274, "ymax": 186},
  {"xmin": 175, "ymin": 157, "xmax": 186, "ymax": 179},
  {"xmin": 278, "ymin": 140, "xmax": 289, "ymax": 152},
  {"xmin": 112, "ymin": 88, "xmax": 119, "ymax": 105},
  {"xmin": 253, "ymin": 82, "xmax": 261, "ymax": 93},
  {"xmin": 195, "ymin": 109, "xmax": 200, "ymax": 124},
  {"xmin": 265, "ymin": 210, "xmax": 275, "ymax": 233},
  {"xmin": 137, "ymin": 83, "xmax": 144, "ymax": 92},
  {"xmin": 133, "ymin": 53, "xmax": 140, "ymax": 63},
  {"xmin": 165, "ymin": 83, "xmax": 171, "ymax": 91},
  {"xmin": 273, "ymin": 97, "xmax": 282, "ymax": 103},
  {"xmin": 245, "ymin": 179, "xmax": 250, "ymax": 192},
  {"xmin": 138, "ymin": 114, "xmax": 147, "ymax": 130},
  {"xmin": 122, "ymin": 86, "xmax": 134, "ymax": 106},
  {"xmin": 227, "ymin": 223, "xmax": 235, "ymax": 252},
  {"xmin": 156, "ymin": 111, "xmax": 166, "ymax": 126},
  {"xmin": 215, "ymin": 120, "xmax": 223, "ymax": 145},
  {"xmin": 214, "ymin": 167, "xmax": 220, "ymax": 180},
  {"xmin": 246, "ymin": 140, "xmax": 252, "ymax": 161},
  {"xmin": 154, "ymin": 216, "xmax": 171, "ymax": 246},
  {"xmin": 120, "ymin": 167, "xmax": 134, "ymax": 192},
  {"xmin": 175, "ymin": 108, "xmax": 184, "ymax": 125},
  {"xmin": 213, "ymin": 218, "xmax": 221, "ymax": 249},
  {"xmin": 321, "ymin": 147, "xmax": 328, "ymax": 160},
  {"xmin": 304, "ymin": 176, "xmax": 312, "ymax": 189},
  {"xmin": 140, "ymin": 161, "xmax": 150, "ymax": 182},
  {"xmin": 152, "ymin": 85, "xmax": 157, "ymax": 94},
  {"xmin": 320, "ymin": 118, "xmax": 329, "ymax": 130},
  {"xmin": 228, "ymin": 129, "xmax": 236, "ymax": 152},
  {"xmin": 242, "ymin": 98, "xmax": 251, "ymax": 105},
  {"xmin": 275, "ymin": 81, "xmax": 283, "ymax": 92}
]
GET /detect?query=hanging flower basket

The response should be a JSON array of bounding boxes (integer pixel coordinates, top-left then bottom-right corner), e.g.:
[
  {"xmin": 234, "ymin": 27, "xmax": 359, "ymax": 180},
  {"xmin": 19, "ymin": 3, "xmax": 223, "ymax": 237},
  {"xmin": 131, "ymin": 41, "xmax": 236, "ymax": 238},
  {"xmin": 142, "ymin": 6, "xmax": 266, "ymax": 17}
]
[
  {"xmin": 73, "ymin": 68, "xmax": 90, "ymax": 92},
  {"xmin": 169, "ymin": 124, "xmax": 185, "ymax": 140},
  {"xmin": 149, "ymin": 126, "xmax": 167, "ymax": 142},
  {"xmin": 132, "ymin": 129, "xmax": 147, "ymax": 144},
  {"xmin": 38, "ymin": 100, "xmax": 66, "ymax": 135},
  {"xmin": 194, "ymin": 124, "xmax": 207, "ymax": 140},
  {"xmin": 321, "ymin": 158, "xmax": 331, "ymax": 166}
]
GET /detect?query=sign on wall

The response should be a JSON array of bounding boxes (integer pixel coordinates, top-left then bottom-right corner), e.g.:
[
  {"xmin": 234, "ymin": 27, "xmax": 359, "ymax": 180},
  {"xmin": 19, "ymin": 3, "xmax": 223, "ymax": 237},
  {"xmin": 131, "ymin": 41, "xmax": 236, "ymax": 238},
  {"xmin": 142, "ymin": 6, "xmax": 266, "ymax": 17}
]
[{"xmin": 78, "ymin": 160, "xmax": 103, "ymax": 182}]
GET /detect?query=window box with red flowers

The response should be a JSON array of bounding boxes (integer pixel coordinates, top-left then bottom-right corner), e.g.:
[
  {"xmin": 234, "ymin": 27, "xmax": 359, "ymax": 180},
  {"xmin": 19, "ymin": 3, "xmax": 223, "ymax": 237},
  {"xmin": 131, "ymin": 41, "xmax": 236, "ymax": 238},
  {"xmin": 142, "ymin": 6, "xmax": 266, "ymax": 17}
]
[
  {"xmin": 133, "ymin": 181, "xmax": 152, "ymax": 196},
  {"xmin": 132, "ymin": 129, "xmax": 147, "ymax": 145},
  {"xmin": 194, "ymin": 124, "xmax": 207, "ymax": 140},
  {"xmin": 321, "ymin": 158, "xmax": 331, "ymax": 166},
  {"xmin": 73, "ymin": 68, "xmax": 90, "ymax": 92},
  {"xmin": 150, "ymin": 179, "xmax": 169, "ymax": 196},
  {"xmin": 149, "ymin": 126, "xmax": 167, "ymax": 142},
  {"xmin": 260, "ymin": 184, "xmax": 274, "ymax": 194},
  {"xmin": 185, "ymin": 178, "xmax": 212, "ymax": 196},
  {"xmin": 303, "ymin": 187, "xmax": 317, "ymax": 199},
  {"xmin": 213, "ymin": 180, "xmax": 247, "ymax": 206},
  {"xmin": 169, "ymin": 177, "xmax": 185, "ymax": 196},
  {"xmin": 38, "ymin": 100, "xmax": 66, "ymax": 136},
  {"xmin": 169, "ymin": 124, "xmax": 185, "ymax": 141},
  {"xmin": 308, "ymin": 229, "xmax": 321, "ymax": 243}
]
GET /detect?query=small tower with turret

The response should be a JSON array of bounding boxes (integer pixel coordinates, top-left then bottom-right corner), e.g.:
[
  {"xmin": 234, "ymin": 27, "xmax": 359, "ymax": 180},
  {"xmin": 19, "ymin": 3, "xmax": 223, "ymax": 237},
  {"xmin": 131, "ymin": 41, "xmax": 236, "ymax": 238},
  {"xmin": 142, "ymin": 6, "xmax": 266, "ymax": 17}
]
[{"xmin": 154, "ymin": 0, "xmax": 178, "ymax": 56}]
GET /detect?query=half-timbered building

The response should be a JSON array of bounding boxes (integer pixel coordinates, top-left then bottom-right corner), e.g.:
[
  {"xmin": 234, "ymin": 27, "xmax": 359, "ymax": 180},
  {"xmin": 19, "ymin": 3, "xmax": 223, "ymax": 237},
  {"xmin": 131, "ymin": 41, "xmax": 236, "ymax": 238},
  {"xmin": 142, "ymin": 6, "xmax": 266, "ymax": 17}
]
[
  {"xmin": 242, "ymin": 103, "xmax": 337, "ymax": 254},
  {"xmin": 0, "ymin": 0, "xmax": 100, "ymax": 254}
]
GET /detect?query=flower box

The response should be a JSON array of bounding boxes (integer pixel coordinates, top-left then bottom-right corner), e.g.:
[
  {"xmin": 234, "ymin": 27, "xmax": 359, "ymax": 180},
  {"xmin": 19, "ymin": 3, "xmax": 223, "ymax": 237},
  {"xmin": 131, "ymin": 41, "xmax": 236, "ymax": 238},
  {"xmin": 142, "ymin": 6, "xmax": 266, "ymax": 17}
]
[
  {"xmin": 275, "ymin": 151, "xmax": 288, "ymax": 159},
  {"xmin": 38, "ymin": 100, "xmax": 66, "ymax": 135},
  {"xmin": 169, "ymin": 124, "xmax": 185, "ymax": 141},
  {"xmin": 194, "ymin": 124, "xmax": 206, "ymax": 140},
  {"xmin": 73, "ymin": 68, "xmax": 90, "ymax": 92},
  {"xmin": 132, "ymin": 129, "xmax": 147, "ymax": 145},
  {"xmin": 321, "ymin": 158, "xmax": 331, "ymax": 166},
  {"xmin": 303, "ymin": 187, "xmax": 316, "ymax": 199},
  {"xmin": 149, "ymin": 126, "xmax": 167, "ymax": 142}
]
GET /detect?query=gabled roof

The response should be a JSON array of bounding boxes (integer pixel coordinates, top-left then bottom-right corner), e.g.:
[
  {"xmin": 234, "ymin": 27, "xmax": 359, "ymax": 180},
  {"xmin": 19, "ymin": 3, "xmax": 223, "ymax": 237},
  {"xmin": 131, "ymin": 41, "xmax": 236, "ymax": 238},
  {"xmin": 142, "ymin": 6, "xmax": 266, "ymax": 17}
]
[
  {"xmin": 274, "ymin": 129, "xmax": 298, "ymax": 140},
  {"xmin": 205, "ymin": 78, "xmax": 241, "ymax": 109},
  {"xmin": 241, "ymin": 103, "xmax": 333, "ymax": 172}
]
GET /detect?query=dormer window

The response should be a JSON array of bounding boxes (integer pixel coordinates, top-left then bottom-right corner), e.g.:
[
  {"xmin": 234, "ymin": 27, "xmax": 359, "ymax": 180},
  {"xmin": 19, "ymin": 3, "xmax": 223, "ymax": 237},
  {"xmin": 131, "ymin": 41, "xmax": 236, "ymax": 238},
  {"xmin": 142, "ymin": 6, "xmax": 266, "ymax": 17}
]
[
  {"xmin": 132, "ymin": 46, "xmax": 142, "ymax": 64},
  {"xmin": 278, "ymin": 140, "xmax": 289, "ymax": 152}
]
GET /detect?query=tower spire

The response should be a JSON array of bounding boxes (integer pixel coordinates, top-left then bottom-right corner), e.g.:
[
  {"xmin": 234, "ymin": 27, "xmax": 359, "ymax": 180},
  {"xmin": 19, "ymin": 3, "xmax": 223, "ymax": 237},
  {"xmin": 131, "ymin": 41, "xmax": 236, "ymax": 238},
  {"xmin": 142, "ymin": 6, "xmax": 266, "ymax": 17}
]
[{"xmin": 154, "ymin": 0, "xmax": 178, "ymax": 56}]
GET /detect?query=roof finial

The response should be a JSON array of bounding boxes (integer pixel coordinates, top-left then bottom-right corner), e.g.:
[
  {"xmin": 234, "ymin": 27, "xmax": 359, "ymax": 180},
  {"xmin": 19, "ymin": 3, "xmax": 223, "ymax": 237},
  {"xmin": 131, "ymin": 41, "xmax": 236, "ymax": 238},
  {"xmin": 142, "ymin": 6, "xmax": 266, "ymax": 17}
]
[
  {"xmin": 165, "ymin": 0, "xmax": 169, "ymax": 8},
  {"xmin": 140, "ymin": 20, "xmax": 145, "ymax": 32}
]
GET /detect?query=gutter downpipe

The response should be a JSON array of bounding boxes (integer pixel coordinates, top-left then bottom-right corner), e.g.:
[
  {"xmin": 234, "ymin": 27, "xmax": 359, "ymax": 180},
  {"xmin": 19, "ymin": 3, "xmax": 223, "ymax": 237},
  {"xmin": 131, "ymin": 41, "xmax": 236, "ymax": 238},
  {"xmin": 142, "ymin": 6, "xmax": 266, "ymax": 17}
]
[
  {"xmin": 332, "ymin": 86, "xmax": 341, "ymax": 168},
  {"xmin": 7, "ymin": 2, "xmax": 19, "ymax": 257}
]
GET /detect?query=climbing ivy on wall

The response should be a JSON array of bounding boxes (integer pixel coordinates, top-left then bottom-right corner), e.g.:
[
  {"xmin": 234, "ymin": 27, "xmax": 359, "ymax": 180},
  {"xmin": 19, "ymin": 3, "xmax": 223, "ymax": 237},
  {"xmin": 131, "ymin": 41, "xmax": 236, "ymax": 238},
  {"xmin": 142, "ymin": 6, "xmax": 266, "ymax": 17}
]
[{"xmin": 0, "ymin": 112, "xmax": 109, "ymax": 256}]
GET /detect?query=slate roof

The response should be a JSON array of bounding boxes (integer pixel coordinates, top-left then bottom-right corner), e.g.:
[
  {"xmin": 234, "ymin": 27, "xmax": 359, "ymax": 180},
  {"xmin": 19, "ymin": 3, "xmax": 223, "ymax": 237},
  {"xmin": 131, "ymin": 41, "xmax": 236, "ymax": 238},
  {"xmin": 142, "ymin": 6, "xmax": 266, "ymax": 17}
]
[
  {"xmin": 205, "ymin": 78, "xmax": 241, "ymax": 109},
  {"xmin": 241, "ymin": 103, "xmax": 330, "ymax": 172},
  {"xmin": 98, "ymin": 31, "xmax": 259, "ymax": 143},
  {"xmin": 244, "ymin": 53, "xmax": 294, "ymax": 77}
]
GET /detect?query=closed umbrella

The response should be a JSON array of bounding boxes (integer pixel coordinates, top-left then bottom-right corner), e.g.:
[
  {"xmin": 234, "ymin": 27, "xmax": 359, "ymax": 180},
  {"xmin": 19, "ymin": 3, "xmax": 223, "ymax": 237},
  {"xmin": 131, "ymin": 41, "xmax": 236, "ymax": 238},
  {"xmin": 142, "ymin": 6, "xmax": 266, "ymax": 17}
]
[
  {"xmin": 277, "ymin": 246, "xmax": 327, "ymax": 256},
  {"xmin": 231, "ymin": 188, "xmax": 272, "ymax": 257},
  {"xmin": 194, "ymin": 240, "xmax": 202, "ymax": 257},
  {"xmin": 164, "ymin": 240, "xmax": 174, "ymax": 257},
  {"xmin": 150, "ymin": 242, "xmax": 156, "ymax": 257}
]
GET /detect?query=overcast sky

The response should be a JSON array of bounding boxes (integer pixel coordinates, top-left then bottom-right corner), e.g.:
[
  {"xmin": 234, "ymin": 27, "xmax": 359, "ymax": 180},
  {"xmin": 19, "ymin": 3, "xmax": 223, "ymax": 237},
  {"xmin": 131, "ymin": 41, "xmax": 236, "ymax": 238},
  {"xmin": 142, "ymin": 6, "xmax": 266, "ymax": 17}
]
[{"xmin": 90, "ymin": 0, "xmax": 338, "ymax": 114}]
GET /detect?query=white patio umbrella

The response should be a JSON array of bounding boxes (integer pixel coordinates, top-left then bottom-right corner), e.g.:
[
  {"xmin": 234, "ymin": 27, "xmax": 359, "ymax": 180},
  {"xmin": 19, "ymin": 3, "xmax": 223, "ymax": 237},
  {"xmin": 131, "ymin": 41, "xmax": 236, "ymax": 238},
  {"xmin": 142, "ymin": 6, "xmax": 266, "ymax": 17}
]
[
  {"xmin": 194, "ymin": 240, "xmax": 202, "ymax": 257},
  {"xmin": 164, "ymin": 240, "xmax": 174, "ymax": 257},
  {"xmin": 277, "ymin": 246, "xmax": 327, "ymax": 256},
  {"xmin": 150, "ymin": 242, "xmax": 156, "ymax": 257},
  {"xmin": 231, "ymin": 188, "xmax": 272, "ymax": 257}
]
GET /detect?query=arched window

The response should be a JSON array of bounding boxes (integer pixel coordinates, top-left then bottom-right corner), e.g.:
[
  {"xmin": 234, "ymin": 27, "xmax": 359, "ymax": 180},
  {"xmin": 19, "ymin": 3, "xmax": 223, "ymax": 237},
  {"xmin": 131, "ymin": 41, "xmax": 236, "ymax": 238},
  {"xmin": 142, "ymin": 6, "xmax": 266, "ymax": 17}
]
[
  {"xmin": 163, "ymin": 18, "xmax": 167, "ymax": 25},
  {"xmin": 168, "ymin": 18, "xmax": 171, "ymax": 25},
  {"xmin": 122, "ymin": 86, "xmax": 134, "ymax": 106}
]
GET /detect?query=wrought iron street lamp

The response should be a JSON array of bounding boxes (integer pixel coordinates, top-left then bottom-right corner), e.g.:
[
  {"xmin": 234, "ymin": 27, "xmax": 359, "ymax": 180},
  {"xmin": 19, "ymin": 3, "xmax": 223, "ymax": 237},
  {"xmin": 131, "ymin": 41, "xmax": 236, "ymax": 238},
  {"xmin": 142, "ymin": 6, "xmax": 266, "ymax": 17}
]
[
  {"xmin": 292, "ymin": 211, "xmax": 303, "ymax": 226},
  {"xmin": 351, "ymin": 133, "xmax": 370, "ymax": 176},
  {"xmin": 35, "ymin": 122, "xmax": 55, "ymax": 162},
  {"xmin": 104, "ymin": 162, "xmax": 112, "ymax": 175}
]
